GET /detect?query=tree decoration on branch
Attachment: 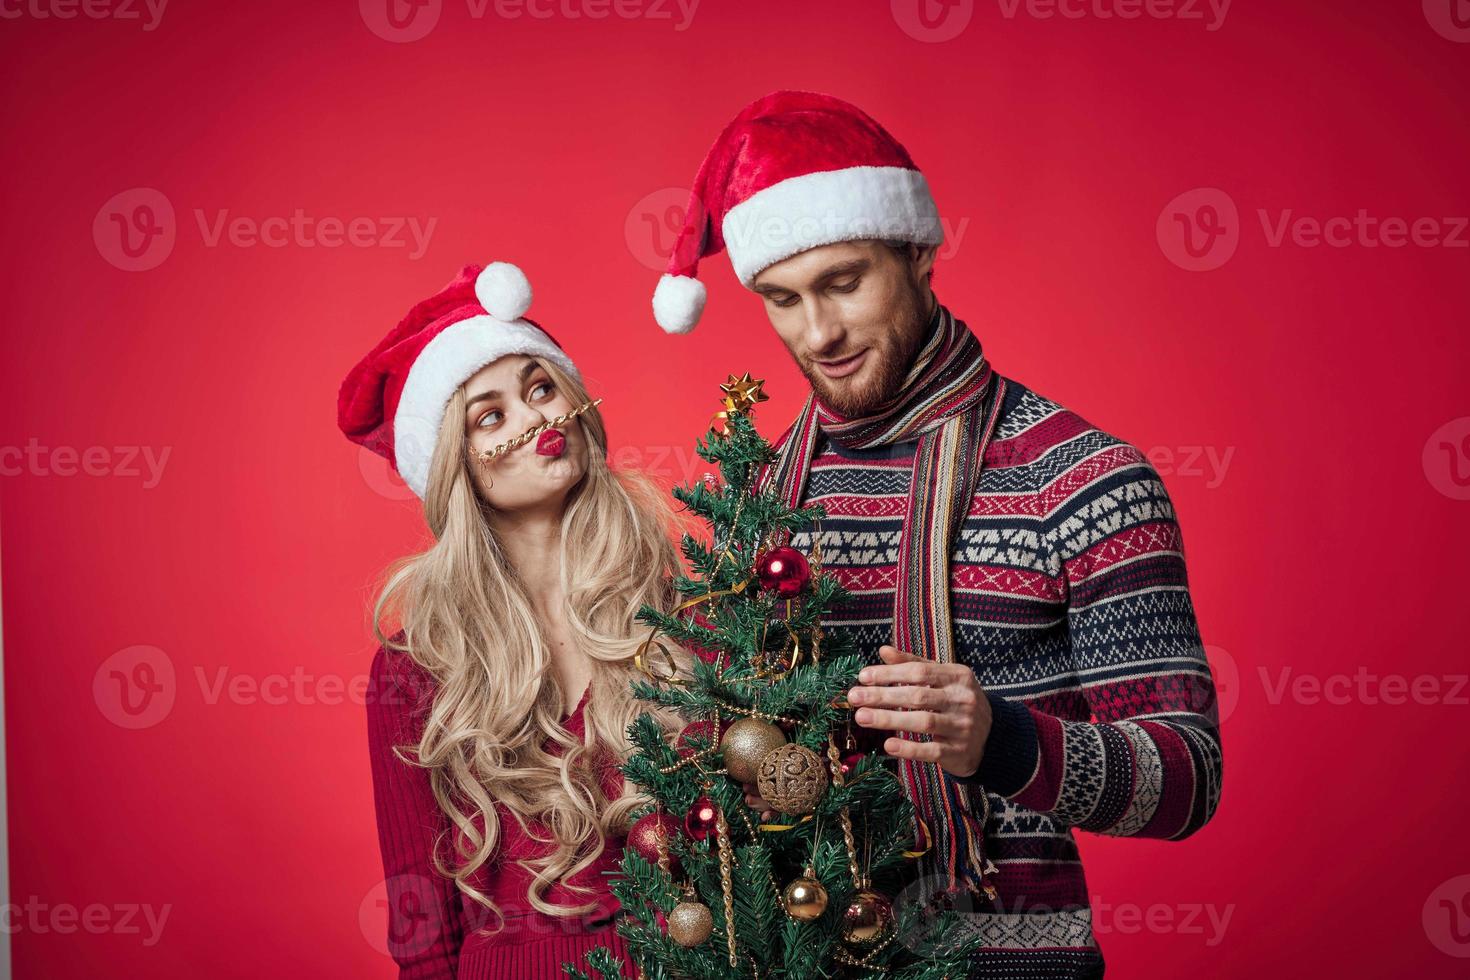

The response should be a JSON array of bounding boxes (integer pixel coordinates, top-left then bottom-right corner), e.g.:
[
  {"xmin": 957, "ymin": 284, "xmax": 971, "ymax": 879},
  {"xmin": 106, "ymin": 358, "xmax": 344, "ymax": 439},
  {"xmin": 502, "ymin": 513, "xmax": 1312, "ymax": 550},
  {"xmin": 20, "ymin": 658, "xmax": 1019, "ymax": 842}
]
[{"xmin": 568, "ymin": 375, "xmax": 977, "ymax": 980}]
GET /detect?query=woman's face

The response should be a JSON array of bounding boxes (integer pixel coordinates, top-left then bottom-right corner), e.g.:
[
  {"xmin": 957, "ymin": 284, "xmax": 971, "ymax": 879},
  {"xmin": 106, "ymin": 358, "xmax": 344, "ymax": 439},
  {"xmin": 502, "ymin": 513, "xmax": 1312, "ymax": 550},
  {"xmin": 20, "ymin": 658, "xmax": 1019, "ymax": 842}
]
[{"xmin": 461, "ymin": 355, "xmax": 589, "ymax": 515}]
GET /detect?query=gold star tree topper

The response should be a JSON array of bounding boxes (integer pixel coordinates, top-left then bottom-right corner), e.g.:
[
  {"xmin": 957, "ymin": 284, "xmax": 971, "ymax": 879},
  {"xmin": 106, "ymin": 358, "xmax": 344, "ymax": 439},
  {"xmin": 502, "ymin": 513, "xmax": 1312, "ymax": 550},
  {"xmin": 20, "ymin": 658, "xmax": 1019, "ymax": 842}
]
[{"xmin": 719, "ymin": 372, "xmax": 769, "ymax": 414}]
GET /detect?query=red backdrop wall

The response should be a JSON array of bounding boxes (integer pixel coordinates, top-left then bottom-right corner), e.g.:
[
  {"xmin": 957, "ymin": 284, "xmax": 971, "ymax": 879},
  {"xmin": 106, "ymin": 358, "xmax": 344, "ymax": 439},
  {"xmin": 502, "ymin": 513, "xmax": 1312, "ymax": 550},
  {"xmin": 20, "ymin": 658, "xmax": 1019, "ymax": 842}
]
[{"xmin": 1, "ymin": 1, "xmax": 1467, "ymax": 976}]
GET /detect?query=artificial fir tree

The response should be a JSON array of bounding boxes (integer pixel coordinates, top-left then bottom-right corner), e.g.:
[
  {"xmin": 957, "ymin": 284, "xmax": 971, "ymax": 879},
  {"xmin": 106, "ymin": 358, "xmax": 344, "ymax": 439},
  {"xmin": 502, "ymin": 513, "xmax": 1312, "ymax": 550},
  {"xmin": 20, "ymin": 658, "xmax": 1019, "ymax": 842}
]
[{"xmin": 569, "ymin": 375, "xmax": 975, "ymax": 980}]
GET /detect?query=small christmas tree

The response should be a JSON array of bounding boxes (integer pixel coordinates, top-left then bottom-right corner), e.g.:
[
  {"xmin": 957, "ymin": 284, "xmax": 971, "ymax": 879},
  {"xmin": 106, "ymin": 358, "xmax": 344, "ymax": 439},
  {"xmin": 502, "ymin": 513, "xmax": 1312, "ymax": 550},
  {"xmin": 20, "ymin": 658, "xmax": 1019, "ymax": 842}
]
[{"xmin": 568, "ymin": 375, "xmax": 975, "ymax": 980}]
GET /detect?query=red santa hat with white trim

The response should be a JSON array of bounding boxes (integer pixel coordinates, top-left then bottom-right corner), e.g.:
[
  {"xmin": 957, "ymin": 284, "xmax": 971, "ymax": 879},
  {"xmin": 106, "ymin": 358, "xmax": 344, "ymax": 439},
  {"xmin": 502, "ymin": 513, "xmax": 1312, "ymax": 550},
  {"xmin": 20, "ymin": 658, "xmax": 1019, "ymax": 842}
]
[
  {"xmin": 652, "ymin": 90, "xmax": 945, "ymax": 334},
  {"xmin": 338, "ymin": 262, "xmax": 581, "ymax": 498}
]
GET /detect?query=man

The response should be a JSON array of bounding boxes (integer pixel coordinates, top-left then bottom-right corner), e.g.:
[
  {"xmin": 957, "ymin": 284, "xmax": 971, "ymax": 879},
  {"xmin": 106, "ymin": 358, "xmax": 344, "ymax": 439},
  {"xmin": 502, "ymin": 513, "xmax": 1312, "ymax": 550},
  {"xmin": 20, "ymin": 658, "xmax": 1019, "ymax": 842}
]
[{"xmin": 654, "ymin": 91, "xmax": 1223, "ymax": 978}]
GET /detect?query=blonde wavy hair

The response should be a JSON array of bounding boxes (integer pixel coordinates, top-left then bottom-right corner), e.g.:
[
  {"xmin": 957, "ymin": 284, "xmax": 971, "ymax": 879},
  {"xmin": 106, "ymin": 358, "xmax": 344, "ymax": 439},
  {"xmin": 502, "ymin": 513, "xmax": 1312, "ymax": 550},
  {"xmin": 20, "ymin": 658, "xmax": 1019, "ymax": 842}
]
[{"xmin": 373, "ymin": 357, "xmax": 683, "ymax": 923}]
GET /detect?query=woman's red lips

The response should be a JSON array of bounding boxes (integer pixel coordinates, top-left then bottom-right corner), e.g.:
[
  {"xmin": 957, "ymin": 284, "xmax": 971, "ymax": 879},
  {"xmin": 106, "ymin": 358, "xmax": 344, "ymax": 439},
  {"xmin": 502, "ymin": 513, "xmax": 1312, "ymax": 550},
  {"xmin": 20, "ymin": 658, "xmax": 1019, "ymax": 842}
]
[{"xmin": 535, "ymin": 429, "xmax": 566, "ymax": 457}]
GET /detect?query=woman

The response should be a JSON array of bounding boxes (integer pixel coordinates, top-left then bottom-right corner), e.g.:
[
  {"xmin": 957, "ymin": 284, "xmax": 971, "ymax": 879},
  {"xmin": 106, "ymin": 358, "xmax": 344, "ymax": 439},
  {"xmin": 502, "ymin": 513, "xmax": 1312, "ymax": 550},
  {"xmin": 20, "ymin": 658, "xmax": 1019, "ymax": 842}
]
[{"xmin": 338, "ymin": 262, "xmax": 681, "ymax": 979}]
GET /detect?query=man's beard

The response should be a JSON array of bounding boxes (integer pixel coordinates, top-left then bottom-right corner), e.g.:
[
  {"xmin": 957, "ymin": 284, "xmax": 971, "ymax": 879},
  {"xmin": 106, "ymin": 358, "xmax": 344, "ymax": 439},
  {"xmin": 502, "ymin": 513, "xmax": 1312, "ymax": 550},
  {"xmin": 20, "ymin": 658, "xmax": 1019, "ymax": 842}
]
[{"xmin": 797, "ymin": 291, "xmax": 929, "ymax": 419}]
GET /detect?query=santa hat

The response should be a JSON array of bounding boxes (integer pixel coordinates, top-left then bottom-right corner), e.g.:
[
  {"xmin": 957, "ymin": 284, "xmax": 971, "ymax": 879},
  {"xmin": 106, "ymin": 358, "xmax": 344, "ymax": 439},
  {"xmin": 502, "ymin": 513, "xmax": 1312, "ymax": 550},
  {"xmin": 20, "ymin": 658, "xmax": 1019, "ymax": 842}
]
[
  {"xmin": 338, "ymin": 262, "xmax": 581, "ymax": 498},
  {"xmin": 652, "ymin": 90, "xmax": 944, "ymax": 334}
]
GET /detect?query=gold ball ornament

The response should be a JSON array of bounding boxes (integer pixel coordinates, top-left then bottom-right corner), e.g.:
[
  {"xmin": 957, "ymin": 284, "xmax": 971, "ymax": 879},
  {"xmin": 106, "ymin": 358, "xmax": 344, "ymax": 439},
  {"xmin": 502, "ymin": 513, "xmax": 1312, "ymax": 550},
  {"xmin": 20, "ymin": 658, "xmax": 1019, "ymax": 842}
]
[
  {"xmin": 667, "ymin": 899, "xmax": 714, "ymax": 947},
  {"xmin": 782, "ymin": 874, "xmax": 829, "ymax": 922},
  {"xmin": 755, "ymin": 743, "xmax": 829, "ymax": 815},
  {"xmin": 841, "ymin": 889, "xmax": 895, "ymax": 948},
  {"xmin": 721, "ymin": 717, "xmax": 787, "ymax": 784}
]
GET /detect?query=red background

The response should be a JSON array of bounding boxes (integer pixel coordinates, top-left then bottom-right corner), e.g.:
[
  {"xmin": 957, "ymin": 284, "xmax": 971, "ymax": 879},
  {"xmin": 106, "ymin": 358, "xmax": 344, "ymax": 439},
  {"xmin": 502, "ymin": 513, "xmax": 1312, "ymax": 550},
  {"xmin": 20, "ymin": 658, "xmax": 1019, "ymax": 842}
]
[{"xmin": 2, "ymin": 1, "xmax": 1468, "ymax": 976}]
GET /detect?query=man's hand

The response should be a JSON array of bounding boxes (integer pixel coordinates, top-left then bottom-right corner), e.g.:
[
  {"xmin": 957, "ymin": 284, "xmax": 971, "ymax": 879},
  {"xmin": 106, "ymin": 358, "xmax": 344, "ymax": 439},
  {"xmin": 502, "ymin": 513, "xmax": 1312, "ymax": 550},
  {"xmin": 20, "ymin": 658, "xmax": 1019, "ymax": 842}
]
[{"xmin": 847, "ymin": 644, "xmax": 993, "ymax": 778}]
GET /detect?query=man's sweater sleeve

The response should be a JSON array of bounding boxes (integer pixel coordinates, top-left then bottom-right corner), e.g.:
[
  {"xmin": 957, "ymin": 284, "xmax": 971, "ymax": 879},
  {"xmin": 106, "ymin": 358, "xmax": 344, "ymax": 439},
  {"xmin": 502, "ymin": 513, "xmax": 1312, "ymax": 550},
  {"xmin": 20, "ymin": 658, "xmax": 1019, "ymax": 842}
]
[
  {"xmin": 965, "ymin": 444, "xmax": 1224, "ymax": 840},
  {"xmin": 366, "ymin": 644, "xmax": 466, "ymax": 979}
]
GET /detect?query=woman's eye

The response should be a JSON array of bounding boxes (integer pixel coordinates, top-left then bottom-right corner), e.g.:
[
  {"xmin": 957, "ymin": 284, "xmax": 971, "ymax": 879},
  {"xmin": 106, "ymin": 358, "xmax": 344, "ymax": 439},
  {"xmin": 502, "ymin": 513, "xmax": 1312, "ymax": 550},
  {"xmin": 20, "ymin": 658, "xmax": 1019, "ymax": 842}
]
[
  {"xmin": 477, "ymin": 410, "xmax": 503, "ymax": 428},
  {"xmin": 531, "ymin": 381, "xmax": 555, "ymax": 401}
]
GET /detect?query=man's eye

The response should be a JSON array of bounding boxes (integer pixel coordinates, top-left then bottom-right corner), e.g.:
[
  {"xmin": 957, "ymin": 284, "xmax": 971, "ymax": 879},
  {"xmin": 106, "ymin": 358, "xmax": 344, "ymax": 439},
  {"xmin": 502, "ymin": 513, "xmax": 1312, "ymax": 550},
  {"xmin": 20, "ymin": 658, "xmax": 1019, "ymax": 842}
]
[
  {"xmin": 829, "ymin": 279, "xmax": 859, "ymax": 294},
  {"xmin": 477, "ymin": 410, "xmax": 503, "ymax": 428},
  {"xmin": 771, "ymin": 294, "xmax": 800, "ymax": 309}
]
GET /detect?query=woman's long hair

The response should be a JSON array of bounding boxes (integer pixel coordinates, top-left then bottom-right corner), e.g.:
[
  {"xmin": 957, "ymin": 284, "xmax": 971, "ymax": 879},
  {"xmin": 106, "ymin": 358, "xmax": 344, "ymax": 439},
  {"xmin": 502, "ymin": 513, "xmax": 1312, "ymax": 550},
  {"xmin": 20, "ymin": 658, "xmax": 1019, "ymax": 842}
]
[{"xmin": 373, "ymin": 357, "xmax": 682, "ymax": 922}]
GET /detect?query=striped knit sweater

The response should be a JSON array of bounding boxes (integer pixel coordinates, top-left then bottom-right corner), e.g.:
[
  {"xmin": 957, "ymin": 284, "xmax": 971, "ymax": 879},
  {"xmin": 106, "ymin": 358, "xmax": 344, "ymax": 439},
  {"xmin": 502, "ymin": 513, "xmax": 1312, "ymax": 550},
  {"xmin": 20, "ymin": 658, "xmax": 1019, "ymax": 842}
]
[{"xmin": 779, "ymin": 374, "xmax": 1224, "ymax": 978}]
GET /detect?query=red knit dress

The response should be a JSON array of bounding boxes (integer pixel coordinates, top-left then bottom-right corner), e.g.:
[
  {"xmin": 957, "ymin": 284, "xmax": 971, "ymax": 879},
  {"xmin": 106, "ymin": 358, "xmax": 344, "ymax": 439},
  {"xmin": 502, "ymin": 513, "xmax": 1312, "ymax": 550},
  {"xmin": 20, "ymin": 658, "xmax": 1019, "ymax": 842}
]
[{"xmin": 366, "ymin": 644, "xmax": 631, "ymax": 980}]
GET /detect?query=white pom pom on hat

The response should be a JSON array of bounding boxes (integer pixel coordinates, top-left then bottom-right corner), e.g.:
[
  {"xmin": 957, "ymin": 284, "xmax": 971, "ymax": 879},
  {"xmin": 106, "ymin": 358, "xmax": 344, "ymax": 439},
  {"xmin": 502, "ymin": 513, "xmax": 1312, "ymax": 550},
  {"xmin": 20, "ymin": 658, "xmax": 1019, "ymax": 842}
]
[
  {"xmin": 476, "ymin": 261, "xmax": 534, "ymax": 322},
  {"xmin": 652, "ymin": 274, "xmax": 707, "ymax": 335}
]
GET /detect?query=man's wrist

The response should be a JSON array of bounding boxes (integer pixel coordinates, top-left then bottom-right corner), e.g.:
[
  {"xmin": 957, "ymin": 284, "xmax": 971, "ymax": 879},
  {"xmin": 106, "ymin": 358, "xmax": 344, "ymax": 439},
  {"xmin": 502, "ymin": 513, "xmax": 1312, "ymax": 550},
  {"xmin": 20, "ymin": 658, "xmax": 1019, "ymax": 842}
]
[{"xmin": 956, "ymin": 691, "xmax": 1038, "ymax": 796}]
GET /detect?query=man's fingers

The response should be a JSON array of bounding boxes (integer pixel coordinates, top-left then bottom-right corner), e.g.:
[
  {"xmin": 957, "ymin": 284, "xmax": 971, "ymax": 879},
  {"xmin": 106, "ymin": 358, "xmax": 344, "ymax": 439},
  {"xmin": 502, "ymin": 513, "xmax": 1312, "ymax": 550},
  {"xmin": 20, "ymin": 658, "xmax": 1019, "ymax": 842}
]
[
  {"xmin": 857, "ymin": 661, "xmax": 938, "ymax": 687},
  {"xmin": 882, "ymin": 737, "xmax": 942, "ymax": 763},
  {"xmin": 854, "ymin": 706, "xmax": 939, "ymax": 735},
  {"xmin": 847, "ymin": 684, "xmax": 942, "ymax": 710},
  {"xmin": 877, "ymin": 644, "xmax": 921, "ymax": 665}
]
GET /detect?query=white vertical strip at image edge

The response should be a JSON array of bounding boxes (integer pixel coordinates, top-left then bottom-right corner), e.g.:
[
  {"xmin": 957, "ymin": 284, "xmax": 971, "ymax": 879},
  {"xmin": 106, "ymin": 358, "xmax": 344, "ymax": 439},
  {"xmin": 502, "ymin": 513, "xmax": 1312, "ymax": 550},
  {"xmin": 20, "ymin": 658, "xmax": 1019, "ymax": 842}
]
[{"xmin": 0, "ymin": 509, "xmax": 9, "ymax": 979}]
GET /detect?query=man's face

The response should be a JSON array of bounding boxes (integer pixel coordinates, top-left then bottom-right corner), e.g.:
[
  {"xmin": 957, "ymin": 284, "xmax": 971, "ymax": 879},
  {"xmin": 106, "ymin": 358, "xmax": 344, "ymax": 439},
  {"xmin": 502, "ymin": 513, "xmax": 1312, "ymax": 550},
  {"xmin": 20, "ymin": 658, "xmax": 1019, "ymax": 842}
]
[{"xmin": 752, "ymin": 240, "xmax": 936, "ymax": 417}]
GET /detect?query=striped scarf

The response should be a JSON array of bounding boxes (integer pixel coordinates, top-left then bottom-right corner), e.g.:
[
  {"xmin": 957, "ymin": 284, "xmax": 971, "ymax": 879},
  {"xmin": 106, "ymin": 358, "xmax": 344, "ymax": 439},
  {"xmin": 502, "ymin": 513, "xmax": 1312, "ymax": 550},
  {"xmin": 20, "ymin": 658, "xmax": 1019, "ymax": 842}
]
[{"xmin": 763, "ymin": 304, "xmax": 1006, "ymax": 895}]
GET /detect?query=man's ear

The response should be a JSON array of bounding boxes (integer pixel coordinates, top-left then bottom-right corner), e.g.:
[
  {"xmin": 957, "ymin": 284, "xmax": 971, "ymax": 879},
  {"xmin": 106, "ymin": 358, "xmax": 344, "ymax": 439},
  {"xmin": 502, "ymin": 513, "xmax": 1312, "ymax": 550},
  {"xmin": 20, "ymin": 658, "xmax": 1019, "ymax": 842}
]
[{"xmin": 910, "ymin": 243, "xmax": 939, "ymax": 281}]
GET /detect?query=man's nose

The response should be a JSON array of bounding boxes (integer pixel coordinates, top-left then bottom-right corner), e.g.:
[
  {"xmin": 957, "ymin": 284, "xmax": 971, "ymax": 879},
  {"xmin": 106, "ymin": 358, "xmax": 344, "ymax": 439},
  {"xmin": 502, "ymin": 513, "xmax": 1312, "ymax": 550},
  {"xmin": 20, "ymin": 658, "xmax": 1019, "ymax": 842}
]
[{"xmin": 801, "ymin": 300, "xmax": 846, "ymax": 354}]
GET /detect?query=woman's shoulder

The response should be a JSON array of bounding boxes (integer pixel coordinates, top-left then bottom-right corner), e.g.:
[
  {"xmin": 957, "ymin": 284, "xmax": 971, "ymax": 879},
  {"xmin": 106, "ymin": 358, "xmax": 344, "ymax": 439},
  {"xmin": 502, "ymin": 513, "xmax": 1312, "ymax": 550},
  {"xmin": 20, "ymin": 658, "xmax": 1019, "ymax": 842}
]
[{"xmin": 366, "ymin": 634, "xmax": 438, "ymax": 721}]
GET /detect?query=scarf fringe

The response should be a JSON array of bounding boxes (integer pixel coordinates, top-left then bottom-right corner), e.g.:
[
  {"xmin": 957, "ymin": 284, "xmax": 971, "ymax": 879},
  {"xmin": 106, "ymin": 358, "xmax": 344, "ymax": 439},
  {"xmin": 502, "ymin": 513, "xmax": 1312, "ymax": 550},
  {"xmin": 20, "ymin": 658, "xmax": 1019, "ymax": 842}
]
[{"xmin": 763, "ymin": 305, "xmax": 1008, "ymax": 897}]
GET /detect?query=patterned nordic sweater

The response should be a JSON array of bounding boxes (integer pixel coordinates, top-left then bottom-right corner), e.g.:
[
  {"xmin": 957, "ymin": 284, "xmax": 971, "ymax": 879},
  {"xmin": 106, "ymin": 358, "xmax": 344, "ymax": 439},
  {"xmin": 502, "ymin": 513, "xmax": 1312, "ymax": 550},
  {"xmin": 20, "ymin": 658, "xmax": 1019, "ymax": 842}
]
[{"xmin": 780, "ymin": 376, "xmax": 1224, "ymax": 978}]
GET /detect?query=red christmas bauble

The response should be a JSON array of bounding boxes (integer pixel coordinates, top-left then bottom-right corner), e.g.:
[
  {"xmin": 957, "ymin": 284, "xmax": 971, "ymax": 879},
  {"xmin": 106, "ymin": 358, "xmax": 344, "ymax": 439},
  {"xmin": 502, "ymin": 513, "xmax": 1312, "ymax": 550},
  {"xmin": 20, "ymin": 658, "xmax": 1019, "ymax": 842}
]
[
  {"xmin": 684, "ymin": 795, "xmax": 720, "ymax": 842},
  {"xmin": 756, "ymin": 547, "xmax": 812, "ymax": 598},
  {"xmin": 839, "ymin": 751, "xmax": 866, "ymax": 780},
  {"xmin": 627, "ymin": 811, "xmax": 681, "ymax": 874}
]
